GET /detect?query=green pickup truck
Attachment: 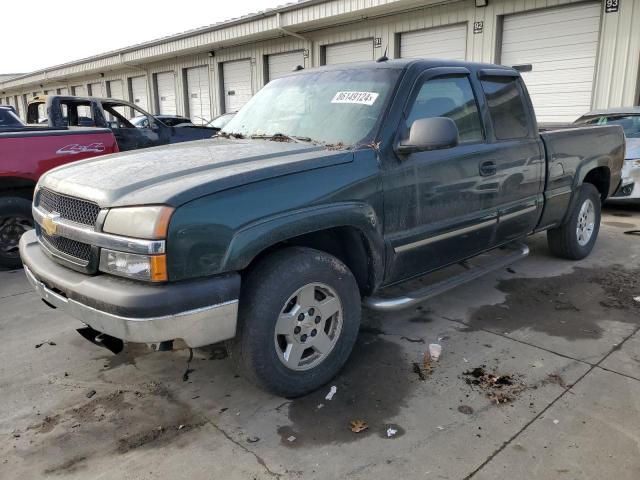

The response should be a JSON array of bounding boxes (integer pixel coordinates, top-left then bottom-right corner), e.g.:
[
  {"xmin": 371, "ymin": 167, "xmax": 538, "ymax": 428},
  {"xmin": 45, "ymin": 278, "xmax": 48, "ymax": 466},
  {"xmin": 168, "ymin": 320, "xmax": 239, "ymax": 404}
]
[{"xmin": 20, "ymin": 59, "xmax": 624, "ymax": 397}]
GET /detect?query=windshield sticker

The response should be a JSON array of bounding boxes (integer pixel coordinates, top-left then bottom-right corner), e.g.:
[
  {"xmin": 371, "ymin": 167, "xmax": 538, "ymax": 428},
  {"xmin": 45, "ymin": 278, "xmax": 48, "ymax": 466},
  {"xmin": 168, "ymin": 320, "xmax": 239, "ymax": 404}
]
[{"xmin": 331, "ymin": 91, "xmax": 379, "ymax": 106}]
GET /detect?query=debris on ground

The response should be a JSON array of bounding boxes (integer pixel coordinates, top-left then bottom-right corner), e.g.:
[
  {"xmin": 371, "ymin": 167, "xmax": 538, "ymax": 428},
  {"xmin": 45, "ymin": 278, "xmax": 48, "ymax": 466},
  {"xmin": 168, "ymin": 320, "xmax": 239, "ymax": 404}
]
[
  {"xmin": 325, "ymin": 385, "xmax": 337, "ymax": 400},
  {"xmin": 287, "ymin": 435, "xmax": 296, "ymax": 442},
  {"xmin": 634, "ymin": 296, "xmax": 640, "ymax": 303},
  {"xmin": 317, "ymin": 404, "xmax": 324, "ymax": 409},
  {"xmin": 34, "ymin": 341, "xmax": 56, "ymax": 348},
  {"xmin": 386, "ymin": 427, "xmax": 398, "ymax": 438},
  {"xmin": 553, "ymin": 419, "xmax": 560, "ymax": 425},
  {"xmin": 463, "ymin": 366, "xmax": 526, "ymax": 405},
  {"xmin": 429, "ymin": 343, "xmax": 442, "ymax": 361},
  {"xmin": 458, "ymin": 405, "xmax": 474, "ymax": 415},
  {"xmin": 247, "ymin": 436, "xmax": 260, "ymax": 443},
  {"xmin": 182, "ymin": 348, "xmax": 194, "ymax": 382},
  {"xmin": 545, "ymin": 373, "xmax": 568, "ymax": 389},
  {"xmin": 412, "ymin": 350, "xmax": 434, "ymax": 381},
  {"xmin": 86, "ymin": 390, "xmax": 96, "ymax": 399},
  {"xmin": 401, "ymin": 336, "xmax": 425, "ymax": 344},
  {"xmin": 349, "ymin": 420, "xmax": 368, "ymax": 433},
  {"xmin": 437, "ymin": 426, "xmax": 445, "ymax": 431},
  {"xmin": 412, "ymin": 362, "xmax": 427, "ymax": 381}
]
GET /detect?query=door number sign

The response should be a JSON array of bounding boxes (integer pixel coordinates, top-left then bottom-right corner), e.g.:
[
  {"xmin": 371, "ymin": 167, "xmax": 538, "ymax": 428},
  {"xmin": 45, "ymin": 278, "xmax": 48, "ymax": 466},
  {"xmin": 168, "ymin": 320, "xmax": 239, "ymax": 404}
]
[{"xmin": 605, "ymin": 0, "xmax": 619, "ymax": 13}]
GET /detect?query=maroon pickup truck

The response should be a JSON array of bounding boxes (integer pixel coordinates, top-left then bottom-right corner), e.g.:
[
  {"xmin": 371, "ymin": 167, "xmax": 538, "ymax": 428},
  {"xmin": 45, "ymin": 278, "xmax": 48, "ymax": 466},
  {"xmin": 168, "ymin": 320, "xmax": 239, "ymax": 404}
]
[{"xmin": 0, "ymin": 127, "xmax": 118, "ymax": 268}]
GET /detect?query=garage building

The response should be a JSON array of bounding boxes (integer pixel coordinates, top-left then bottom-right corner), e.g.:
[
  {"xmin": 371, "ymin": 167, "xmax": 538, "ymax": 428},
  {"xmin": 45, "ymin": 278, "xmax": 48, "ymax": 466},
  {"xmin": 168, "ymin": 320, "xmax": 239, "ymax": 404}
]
[{"xmin": 1, "ymin": 0, "xmax": 639, "ymax": 124}]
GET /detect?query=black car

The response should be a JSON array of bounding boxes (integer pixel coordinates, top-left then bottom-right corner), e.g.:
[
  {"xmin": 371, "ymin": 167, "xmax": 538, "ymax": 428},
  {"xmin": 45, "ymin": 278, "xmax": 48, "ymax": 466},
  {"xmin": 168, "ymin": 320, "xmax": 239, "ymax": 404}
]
[{"xmin": 0, "ymin": 106, "xmax": 25, "ymax": 130}]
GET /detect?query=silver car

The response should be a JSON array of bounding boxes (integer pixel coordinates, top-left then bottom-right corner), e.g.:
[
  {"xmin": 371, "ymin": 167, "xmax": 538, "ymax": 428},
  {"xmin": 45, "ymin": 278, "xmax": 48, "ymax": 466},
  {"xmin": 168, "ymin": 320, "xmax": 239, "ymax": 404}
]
[{"xmin": 575, "ymin": 108, "xmax": 640, "ymax": 200}]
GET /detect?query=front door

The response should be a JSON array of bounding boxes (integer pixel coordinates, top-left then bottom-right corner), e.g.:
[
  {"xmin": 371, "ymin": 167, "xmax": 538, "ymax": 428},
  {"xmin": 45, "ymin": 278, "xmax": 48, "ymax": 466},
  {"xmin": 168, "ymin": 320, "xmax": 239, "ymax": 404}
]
[{"xmin": 383, "ymin": 69, "xmax": 498, "ymax": 283}]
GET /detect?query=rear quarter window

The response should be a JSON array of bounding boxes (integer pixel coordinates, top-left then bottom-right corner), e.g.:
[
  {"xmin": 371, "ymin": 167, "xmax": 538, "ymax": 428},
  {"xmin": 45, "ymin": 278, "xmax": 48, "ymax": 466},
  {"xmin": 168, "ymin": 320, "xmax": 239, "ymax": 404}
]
[{"xmin": 480, "ymin": 77, "xmax": 531, "ymax": 140}]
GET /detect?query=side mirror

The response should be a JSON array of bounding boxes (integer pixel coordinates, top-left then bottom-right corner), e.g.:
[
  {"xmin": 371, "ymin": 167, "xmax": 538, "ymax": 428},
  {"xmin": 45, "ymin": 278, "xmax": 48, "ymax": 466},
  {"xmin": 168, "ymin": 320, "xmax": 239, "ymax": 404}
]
[{"xmin": 396, "ymin": 117, "xmax": 459, "ymax": 155}]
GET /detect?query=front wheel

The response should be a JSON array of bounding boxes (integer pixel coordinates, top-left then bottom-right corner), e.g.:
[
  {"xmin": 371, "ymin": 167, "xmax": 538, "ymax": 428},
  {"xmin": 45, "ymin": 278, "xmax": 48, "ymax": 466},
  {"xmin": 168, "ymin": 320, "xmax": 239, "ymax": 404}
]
[
  {"xmin": 547, "ymin": 183, "xmax": 601, "ymax": 260},
  {"xmin": 230, "ymin": 247, "xmax": 361, "ymax": 397},
  {"xmin": 0, "ymin": 197, "xmax": 34, "ymax": 269}
]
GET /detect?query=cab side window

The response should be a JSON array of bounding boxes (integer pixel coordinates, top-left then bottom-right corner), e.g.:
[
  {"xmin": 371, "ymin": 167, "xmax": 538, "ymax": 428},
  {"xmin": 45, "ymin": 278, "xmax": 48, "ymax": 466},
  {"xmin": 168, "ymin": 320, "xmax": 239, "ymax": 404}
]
[
  {"xmin": 406, "ymin": 76, "xmax": 484, "ymax": 144},
  {"xmin": 480, "ymin": 77, "xmax": 531, "ymax": 140}
]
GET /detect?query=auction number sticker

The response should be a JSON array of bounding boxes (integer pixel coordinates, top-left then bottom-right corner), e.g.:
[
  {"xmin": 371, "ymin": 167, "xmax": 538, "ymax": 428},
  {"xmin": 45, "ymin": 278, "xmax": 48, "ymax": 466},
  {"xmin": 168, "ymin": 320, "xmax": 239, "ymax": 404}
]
[{"xmin": 331, "ymin": 91, "xmax": 379, "ymax": 106}]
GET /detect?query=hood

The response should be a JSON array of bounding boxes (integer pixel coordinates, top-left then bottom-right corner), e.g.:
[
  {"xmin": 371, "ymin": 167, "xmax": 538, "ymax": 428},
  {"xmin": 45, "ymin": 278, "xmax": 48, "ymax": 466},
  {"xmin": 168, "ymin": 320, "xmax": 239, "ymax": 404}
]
[
  {"xmin": 626, "ymin": 138, "xmax": 640, "ymax": 160},
  {"xmin": 41, "ymin": 137, "xmax": 352, "ymax": 208}
]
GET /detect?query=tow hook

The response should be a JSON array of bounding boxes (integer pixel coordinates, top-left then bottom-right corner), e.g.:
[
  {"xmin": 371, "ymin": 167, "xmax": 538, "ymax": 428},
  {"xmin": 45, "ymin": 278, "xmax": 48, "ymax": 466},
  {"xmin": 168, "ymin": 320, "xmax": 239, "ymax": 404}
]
[{"xmin": 76, "ymin": 327, "xmax": 123, "ymax": 354}]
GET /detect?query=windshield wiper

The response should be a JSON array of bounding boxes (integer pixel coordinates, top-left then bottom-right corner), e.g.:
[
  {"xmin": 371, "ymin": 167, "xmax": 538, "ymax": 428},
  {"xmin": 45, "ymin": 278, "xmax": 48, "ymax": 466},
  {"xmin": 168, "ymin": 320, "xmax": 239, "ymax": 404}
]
[{"xmin": 250, "ymin": 133, "xmax": 313, "ymax": 143}]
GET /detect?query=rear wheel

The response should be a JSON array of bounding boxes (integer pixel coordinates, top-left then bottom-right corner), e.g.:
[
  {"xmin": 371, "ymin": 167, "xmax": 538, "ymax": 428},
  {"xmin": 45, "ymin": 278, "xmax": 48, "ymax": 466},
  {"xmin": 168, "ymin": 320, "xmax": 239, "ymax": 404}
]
[
  {"xmin": 0, "ymin": 197, "xmax": 34, "ymax": 269},
  {"xmin": 547, "ymin": 183, "xmax": 601, "ymax": 260},
  {"xmin": 230, "ymin": 247, "xmax": 361, "ymax": 397}
]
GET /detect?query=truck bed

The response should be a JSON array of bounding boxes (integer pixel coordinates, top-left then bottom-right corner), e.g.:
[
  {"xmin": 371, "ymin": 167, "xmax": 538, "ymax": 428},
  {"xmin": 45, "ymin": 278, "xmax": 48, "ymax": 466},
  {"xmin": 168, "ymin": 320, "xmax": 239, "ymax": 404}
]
[{"xmin": 537, "ymin": 125, "xmax": 625, "ymax": 229}]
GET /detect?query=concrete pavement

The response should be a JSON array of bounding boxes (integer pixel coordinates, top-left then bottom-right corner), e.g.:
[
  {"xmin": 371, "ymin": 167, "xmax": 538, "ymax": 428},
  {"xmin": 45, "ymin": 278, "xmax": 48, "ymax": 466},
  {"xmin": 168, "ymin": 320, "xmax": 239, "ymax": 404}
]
[{"xmin": 1, "ymin": 205, "xmax": 639, "ymax": 479}]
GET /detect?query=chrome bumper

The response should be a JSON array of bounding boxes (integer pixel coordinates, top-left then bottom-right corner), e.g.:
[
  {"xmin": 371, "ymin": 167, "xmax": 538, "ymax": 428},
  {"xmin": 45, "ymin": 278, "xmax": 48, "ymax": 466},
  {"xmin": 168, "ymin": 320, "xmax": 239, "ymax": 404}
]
[{"xmin": 24, "ymin": 265, "xmax": 238, "ymax": 348}]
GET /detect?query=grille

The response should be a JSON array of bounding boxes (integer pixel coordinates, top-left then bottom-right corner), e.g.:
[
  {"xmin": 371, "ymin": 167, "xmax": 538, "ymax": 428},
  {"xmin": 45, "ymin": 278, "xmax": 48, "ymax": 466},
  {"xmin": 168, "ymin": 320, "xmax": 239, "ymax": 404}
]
[
  {"xmin": 41, "ymin": 231, "xmax": 92, "ymax": 263},
  {"xmin": 38, "ymin": 188, "xmax": 101, "ymax": 226}
]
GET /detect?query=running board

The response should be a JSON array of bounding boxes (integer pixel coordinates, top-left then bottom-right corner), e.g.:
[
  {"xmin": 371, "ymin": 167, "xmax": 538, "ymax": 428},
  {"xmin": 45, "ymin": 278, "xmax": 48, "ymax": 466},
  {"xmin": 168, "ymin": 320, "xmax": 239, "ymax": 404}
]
[{"xmin": 363, "ymin": 242, "xmax": 529, "ymax": 312}]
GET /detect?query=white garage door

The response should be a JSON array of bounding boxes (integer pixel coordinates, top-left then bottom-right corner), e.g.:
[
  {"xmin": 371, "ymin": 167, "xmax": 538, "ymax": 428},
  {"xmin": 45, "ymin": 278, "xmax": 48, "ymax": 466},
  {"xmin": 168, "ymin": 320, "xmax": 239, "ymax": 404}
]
[
  {"xmin": 325, "ymin": 39, "xmax": 373, "ymax": 65},
  {"xmin": 72, "ymin": 85, "xmax": 86, "ymax": 97},
  {"xmin": 186, "ymin": 66, "xmax": 212, "ymax": 124},
  {"xmin": 88, "ymin": 82, "xmax": 103, "ymax": 97},
  {"xmin": 223, "ymin": 60, "xmax": 252, "ymax": 113},
  {"xmin": 71, "ymin": 85, "xmax": 91, "ymax": 120},
  {"xmin": 500, "ymin": 3, "xmax": 601, "ymax": 123},
  {"xmin": 400, "ymin": 24, "xmax": 467, "ymax": 60},
  {"xmin": 156, "ymin": 72, "xmax": 177, "ymax": 115},
  {"xmin": 267, "ymin": 51, "xmax": 305, "ymax": 81},
  {"xmin": 107, "ymin": 80, "xmax": 124, "ymax": 99},
  {"xmin": 131, "ymin": 76, "xmax": 149, "ymax": 113}
]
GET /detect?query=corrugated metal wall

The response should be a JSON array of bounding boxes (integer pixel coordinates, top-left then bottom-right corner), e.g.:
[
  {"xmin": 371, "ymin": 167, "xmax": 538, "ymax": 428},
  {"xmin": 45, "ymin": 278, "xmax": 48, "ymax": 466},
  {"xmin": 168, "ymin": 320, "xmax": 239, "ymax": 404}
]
[{"xmin": 2, "ymin": 0, "xmax": 639, "ymax": 121}]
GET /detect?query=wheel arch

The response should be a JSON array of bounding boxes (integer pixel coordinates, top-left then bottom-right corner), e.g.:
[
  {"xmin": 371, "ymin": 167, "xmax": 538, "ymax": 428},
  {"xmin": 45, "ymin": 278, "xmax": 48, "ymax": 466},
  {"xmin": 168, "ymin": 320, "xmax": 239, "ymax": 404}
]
[
  {"xmin": 0, "ymin": 177, "xmax": 36, "ymax": 200},
  {"xmin": 223, "ymin": 203, "xmax": 385, "ymax": 296}
]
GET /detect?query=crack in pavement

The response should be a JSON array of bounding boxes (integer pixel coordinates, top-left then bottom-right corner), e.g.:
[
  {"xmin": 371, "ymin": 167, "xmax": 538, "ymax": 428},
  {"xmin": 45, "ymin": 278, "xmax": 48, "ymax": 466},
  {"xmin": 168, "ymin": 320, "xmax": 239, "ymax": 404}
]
[
  {"xmin": 199, "ymin": 413, "xmax": 283, "ymax": 479},
  {"xmin": 436, "ymin": 314, "xmax": 596, "ymax": 366},
  {"xmin": 0, "ymin": 290, "xmax": 32, "ymax": 300},
  {"xmin": 463, "ymin": 324, "xmax": 640, "ymax": 479}
]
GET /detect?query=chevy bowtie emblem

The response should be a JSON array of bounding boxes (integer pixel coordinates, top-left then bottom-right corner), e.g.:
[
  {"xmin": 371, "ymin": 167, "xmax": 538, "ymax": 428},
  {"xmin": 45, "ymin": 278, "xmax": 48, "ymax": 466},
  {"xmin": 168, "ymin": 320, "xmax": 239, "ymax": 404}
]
[{"xmin": 42, "ymin": 212, "xmax": 60, "ymax": 236}]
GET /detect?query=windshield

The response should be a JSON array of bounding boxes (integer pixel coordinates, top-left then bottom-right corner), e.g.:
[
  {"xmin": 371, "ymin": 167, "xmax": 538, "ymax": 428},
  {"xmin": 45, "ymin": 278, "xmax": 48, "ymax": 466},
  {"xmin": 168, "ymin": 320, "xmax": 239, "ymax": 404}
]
[
  {"xmin": 208, "ymin": 112, "xmax": 235, "ymax": 129},
  {"xmin": 577, "ymin": 114, "xmax": 640, "ymax": 138},
  {"xmin": 222, "ymin": 68, "xmax": 401, "ymax": 145}
]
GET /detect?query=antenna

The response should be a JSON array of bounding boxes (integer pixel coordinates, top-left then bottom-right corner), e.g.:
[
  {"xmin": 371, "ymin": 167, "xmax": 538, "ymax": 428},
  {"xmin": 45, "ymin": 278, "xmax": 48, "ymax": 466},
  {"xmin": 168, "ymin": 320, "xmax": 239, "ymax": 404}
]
[{"xmin": 377, "ymin": 45, "xmax": 389, "ymax": 62}]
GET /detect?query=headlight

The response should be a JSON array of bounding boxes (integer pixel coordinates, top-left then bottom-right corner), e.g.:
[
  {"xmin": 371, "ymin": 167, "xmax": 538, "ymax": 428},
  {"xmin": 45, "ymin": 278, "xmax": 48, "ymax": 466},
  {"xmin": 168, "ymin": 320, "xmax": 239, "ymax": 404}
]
[
  {"xmin": 102, "ymin": 206, "xmax": 174, "ymax": 239},
  {"xmin": 99, "ymin": 249, "xmax": 167, "ymax": 282}
]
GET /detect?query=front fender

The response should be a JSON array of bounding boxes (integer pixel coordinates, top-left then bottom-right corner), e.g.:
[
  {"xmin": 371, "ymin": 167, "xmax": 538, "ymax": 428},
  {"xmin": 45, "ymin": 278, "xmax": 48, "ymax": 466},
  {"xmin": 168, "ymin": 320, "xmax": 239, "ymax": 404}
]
[{"xmin": 222, "ymin": 201, "xmax": 384, "ymax": 282}]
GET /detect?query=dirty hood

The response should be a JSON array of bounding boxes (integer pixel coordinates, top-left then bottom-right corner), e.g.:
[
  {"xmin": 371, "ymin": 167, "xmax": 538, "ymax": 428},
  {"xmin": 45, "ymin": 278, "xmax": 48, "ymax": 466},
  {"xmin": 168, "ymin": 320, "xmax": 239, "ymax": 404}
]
[{"xmin": 41, "ymin": 138, "xmax": 352, "ymax": 207}]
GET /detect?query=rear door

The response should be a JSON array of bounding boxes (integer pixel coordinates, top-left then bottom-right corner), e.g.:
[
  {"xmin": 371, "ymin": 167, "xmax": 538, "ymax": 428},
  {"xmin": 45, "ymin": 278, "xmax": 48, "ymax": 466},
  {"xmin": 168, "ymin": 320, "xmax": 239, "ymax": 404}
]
[
  {"xmin": 383, "ymin": 68, "xmax": 497, "ymax": 282},
  {"xmin": 477, "ymin": 71, "xmax": 544, "ymax": 245}
]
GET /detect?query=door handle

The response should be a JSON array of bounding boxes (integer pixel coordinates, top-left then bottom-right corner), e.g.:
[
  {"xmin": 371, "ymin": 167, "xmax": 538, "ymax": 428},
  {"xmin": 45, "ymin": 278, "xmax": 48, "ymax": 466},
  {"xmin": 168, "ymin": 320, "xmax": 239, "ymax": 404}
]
[{"xmin": 479, "ymin": 161, "xmax": 497, "ymax": 177}]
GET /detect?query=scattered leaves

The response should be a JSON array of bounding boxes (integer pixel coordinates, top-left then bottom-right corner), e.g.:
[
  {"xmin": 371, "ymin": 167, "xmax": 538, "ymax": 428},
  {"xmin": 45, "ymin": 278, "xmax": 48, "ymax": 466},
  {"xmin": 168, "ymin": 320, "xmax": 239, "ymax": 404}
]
[
  {"xmin": 349, "ymin": 420, "xmax": 368, "ymax": 433},
  {"xmin": 463, "ymin": 366, "xmax": 526, "ymax": 405}
]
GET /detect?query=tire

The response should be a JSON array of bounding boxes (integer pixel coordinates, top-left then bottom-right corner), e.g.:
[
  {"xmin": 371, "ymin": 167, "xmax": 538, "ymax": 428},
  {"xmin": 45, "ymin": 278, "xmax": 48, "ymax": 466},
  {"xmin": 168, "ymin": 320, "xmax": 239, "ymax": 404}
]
[
  {"xmin": 547, "ymin": 183, "xmax": 601, "ymax": 260},
  {"xmin": 230, "ymin": 247, "xmax": 361, "ymax": 397},
  {"xmin": 0, "ymin": 197, "xmax": 34, "ymax": 269}
]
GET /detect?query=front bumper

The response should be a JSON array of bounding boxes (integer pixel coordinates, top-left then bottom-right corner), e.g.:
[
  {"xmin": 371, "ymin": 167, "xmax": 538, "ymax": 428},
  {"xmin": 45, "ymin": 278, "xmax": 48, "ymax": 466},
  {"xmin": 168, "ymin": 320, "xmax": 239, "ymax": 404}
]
[{"xmin": 20, "ymin": 230, "xmax": 240, "ymax": 348}]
